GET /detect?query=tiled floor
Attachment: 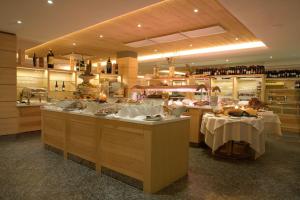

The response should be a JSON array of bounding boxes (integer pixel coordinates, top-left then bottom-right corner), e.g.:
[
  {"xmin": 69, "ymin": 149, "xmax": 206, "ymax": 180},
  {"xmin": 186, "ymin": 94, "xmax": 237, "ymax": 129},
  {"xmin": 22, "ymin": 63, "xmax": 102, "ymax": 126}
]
[{"xmin": 0, "ymin": 133, "xmax": 299, "ymax": 200}]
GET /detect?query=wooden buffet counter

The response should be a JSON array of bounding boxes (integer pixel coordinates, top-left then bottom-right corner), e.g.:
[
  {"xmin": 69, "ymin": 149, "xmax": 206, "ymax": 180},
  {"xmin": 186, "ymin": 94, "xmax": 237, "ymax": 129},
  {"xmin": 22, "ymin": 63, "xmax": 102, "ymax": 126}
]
[
  {"xmin": 183, "ymin": 105, "xmax": 212, "ymax": 144},
  {"xmin": 41, "ymin": 109, "xmax": 190, "ymax": 193}
]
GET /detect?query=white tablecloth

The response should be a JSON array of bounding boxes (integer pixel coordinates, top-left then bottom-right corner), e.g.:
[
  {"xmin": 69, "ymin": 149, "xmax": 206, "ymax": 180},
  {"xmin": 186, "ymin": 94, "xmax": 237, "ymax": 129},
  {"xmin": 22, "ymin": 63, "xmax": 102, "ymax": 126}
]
[
  {"xmin": 258, "ymin": 111, "xmax": 282, "ymax": 136},
  {"xmin": 201, "ymin": 114, "xmax": 265, "ymax": 158}
]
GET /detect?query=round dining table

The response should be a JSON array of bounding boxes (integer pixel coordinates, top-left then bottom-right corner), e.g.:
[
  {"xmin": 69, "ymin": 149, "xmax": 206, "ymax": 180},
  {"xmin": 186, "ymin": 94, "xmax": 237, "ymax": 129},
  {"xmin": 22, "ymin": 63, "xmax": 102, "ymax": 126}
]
[{"xmin": 201, "ymin": 112, "xmax": 281, "ymax": 159}]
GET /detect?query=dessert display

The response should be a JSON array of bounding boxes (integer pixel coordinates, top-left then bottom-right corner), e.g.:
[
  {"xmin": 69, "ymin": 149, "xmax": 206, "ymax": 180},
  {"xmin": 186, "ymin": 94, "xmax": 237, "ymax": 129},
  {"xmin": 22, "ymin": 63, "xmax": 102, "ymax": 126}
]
[
  {"xmin": 248, "ymin": 97, "xmax": 267, "ymax": 110},
  {"xmin": 74, "ymin": 60, "xmax": 100, "ymax": 99}
]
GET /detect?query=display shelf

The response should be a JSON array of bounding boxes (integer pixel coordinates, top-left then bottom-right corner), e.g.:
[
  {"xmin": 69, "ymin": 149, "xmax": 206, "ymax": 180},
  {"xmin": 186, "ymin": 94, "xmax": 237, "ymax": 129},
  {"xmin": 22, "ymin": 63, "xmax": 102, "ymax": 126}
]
[
  {"xmin": 48, "ymin": 68, "xmax": 76, "ymax": 74},
  {"xmin": 17, "ymin": 67, "xmax": 48, "ymax": 100},
  {"xmin": 17, "ymin": 66, "xmax": 46, "ymax": 71},
  {"xmin": 265, "ymin": 78, "xmax": 300, "ymax": 133},
  {"xmin": 211, "ymin": 77, "xmax": 233, "ymax": 97},
  {"xmin": 237, "ymin": 77, "xmax": 262, "ymax": 101},
  {"xmin": 266, "ymin": 78, "xmax": 300, "ymax": 81}
]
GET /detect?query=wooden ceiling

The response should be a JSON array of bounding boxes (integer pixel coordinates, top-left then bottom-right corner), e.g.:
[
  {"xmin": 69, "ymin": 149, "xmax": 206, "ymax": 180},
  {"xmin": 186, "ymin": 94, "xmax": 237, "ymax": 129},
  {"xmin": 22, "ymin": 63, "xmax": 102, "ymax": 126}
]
[{"xmin": 25, "ymin": 0, "xmax": 259, "ymax": 60}]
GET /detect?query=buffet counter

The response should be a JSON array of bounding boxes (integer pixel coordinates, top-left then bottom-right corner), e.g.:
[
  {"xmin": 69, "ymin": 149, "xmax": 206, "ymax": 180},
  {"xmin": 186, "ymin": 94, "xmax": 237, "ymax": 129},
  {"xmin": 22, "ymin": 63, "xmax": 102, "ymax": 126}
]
[{"xmin": 41, "ymin": 107, "xmax": 190, "ymax": 193}]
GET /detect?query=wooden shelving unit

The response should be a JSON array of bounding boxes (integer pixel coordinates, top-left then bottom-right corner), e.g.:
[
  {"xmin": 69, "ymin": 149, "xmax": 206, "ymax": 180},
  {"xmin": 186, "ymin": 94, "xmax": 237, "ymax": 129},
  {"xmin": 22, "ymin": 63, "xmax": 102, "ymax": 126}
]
[
  {"xmin": 265, "ymin": 78, "xmax": 300, "ymax": 134},
  {"xmin": 17, "ymin": 66, "xmax": 122, "ymax": 100}
]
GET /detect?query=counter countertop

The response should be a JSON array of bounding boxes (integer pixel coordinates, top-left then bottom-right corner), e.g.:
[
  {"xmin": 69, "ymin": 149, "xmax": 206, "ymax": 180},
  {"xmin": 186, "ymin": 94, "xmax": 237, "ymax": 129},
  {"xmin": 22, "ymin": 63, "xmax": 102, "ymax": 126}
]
[
  {"xmin": 41, "ymin": 107, "xmax": 190, "ymax": 125},
  {"xmin": 16, "ymin": 103, "xmax": 45, "ymax": 107}
]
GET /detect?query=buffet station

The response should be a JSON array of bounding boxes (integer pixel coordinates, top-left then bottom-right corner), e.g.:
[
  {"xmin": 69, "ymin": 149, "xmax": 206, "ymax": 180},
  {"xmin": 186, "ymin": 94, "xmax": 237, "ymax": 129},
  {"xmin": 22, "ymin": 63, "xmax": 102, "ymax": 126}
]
[
  {"xmin": 38, "ymin": 63, "xmax": 192, "ymax": 193},
  {"xmin": 41, "ymin": 100, "xmax": 189, "ymax": 193},
  {"xmin": 13, "ymin": 56, "xmax": 290, "ymax": 192}
]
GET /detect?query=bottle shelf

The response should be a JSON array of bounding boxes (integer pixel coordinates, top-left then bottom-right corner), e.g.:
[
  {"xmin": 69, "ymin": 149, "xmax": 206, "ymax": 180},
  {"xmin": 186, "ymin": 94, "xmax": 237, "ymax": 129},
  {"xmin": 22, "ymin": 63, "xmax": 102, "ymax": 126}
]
[{"xmin": 266, "ymin": 78, "xmax": 300, "ymax": 81}]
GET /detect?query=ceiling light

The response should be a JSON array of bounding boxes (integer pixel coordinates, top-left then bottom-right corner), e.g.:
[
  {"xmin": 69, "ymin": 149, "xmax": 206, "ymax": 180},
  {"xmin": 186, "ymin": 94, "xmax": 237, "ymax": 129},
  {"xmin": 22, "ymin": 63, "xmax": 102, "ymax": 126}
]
[
  {"xmin": 17, "ymin": 20, "xmax": 22, "ymax": 24},
  {"xmin": 126, "ymin": 39, "xmax": 155, "ymax": 48},
  {"xmin": 189, "ymin": 44, "xmax": 193, "ymax": 47},
  {"xmin": 226, "ymin": 59, "xmax": 229, "ymax": 62},
  {"xmin": 99, "ymin": 35, "xmax": 103, "ymax": 38},
  {"xmin": 181, "ymin": 25, "xmax": 226, "ymax": 38},
  {"xmin": 235, "ymin": 37, "xmax": 239, "ymax": 41},
  {"xmin": 72, "ymin": 43, "xmax": 76, "ymax": 46},
  {"xmin": 154, "ymin": 49, "xmax": 158, "ymax": 52},
  {"xmin": 47, "ymin": 0, "xmax": 53, "ymax": 4},
  {"xmin": 194, "ymin": 9, "xmax": 198, "ymax": 13},
  {"xmin": 138, "ymin": 41, "xmax": 266, "ymax": 61},
  {"xmin": 137, "ymin": 24, "xmax": 142, "ymax": 28},
  {"xmin": 151, "ymin": 33, "xmax": 187, "ymax": 43},
  {"xmin": 270, "ymin": 56, "xmax": 273, "ymax": 59}
]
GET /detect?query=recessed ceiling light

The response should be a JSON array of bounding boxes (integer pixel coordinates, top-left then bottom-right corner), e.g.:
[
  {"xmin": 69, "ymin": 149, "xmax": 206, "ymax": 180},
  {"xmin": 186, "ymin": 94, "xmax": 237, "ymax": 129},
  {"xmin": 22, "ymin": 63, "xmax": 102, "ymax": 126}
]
[
  {"xmin": 72, "ymin": 42, "xmax": 76, "ymax": 46},
  {"xmin": 189, "ymin": 44, "xmax": 193, "ymax": 47},
  {"xmin": 137, "ymin": 24, "xmax": 142, "ymax": 28},
  {"xmin": 235, "ymin": 37, "xmax": 239, "ymax": 41},
  {"xmin": 154, "ymin": 49, "xmax": 158, "ymax": 52},
  {"xmin": 270, "ymin": 56, "xmax": 273, "ymax": 59},
  {"xmin": 17, "ymin": 20, "xmax": 22, "ymax": 24},
  {"xmin": 226, "ymin": 59, "xmax": 229, "ymax": 62},
  {"xmin": 194, "ymin": 9, "xmax": 198, "ymax": 13},
  {"xmin": 47, "ymin": 0, "xmax": 53, "ymax": 4},
  {"xmin": 99, "ymin": 35, "xmax": 103, "ymax": 38}
]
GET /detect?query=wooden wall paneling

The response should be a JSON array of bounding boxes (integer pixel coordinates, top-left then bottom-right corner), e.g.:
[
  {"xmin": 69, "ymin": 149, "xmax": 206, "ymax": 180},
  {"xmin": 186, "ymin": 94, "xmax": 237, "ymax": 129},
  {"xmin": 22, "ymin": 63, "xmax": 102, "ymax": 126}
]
[
  {"xmin": 0, "ymin": 32, "xmax": 16, "ymax": 51},
  {"xmin": 0, "ymin": 102, "xmax": 19, "ymax": 118},
  {"xmin": 0, "ymin": 85, "xmax": 17, "ymax": 101},
  {"xmin": 0, "ymin": 32, "xmax": 17, "ymax": 136},
  {"xmin": 0, "ymin": 118, "xmax": 19, "ymax": 135},
  {"xmin": 0, "ymin": 50, "xmax": 16, "ymax": 68},
  {"xmin": 0, "ymin": 68, "xmax": 16, "ymax": 85}
]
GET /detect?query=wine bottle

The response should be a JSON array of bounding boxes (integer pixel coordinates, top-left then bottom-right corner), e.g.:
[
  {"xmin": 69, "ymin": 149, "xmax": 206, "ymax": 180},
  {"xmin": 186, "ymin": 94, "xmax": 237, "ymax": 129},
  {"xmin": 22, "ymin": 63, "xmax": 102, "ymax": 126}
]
[
  {"xmin": 114, "ymin": 63, "xmax": 118, "ymax": 74},
  {"xmin": 62, "ymin": 81, "xmax": 65, "ymax": 91},
  {"xmin": 80, "ymin": 56, "xmax": 85, "ymax": 71},
  {"xmin": 33, "ymin": 52, "xmax": 37, "ymax": 67},
  {"xmin": 47, "ymin": 49, "xmax": 54, "ymax": 68},
  {"xmin": 55, "ymin": 81, "xmax": 58, "ymax": 91},
  {"xmin": 106, "ymin": 57, "xmax": 112, "ymax": 74},
  {"xmin": 75, "ymin": 60, "xmax": 80, "ymax": 71}
]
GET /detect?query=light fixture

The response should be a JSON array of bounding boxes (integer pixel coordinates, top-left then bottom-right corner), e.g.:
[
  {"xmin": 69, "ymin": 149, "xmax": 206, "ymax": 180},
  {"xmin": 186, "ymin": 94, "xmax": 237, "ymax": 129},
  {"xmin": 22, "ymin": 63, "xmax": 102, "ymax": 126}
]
[
  {"xmin": 189, "ymin": 44, "xmax": 193, "ymax": 47},
  {"xmin": 17, "ymin": 20, "xmax": 22, "ymax": 24},
  {"xmin": 194, "ymin": 9, "xmax": 198, "ymax": 13},
  {"xmin": 72, "ymin": 42, "xmax": 76, "ymax": 46},
  {"xmin": 137, "ymin": 24, "xmax": 142, "ymax": 28},
  {"xmin": 154, "ymin": 49, "xmax": 158, "ymax": 52},
  {"xmin": 99, "ymin": 35, "xmax": 103, "ymax": 38},
  {"xmin": 226, "ymin": 59, "xmax": 229, "ymax": 62},
  {"xmin": 270, "ymin": 56, "xmax": 273, "ymax": 59},
  {"xmin": 47, "ymin": 0, "xmax": 53, "ymax": 4},
  {"xmin": 138, "ymin": 41, "xmax": 266, "ymax": 61},
  {"xmin": 159, "ymin": 70, "xmax": 186, "ymax": 75},
  {"xmin": 235, "ymin": 37, "xmax": 239, "ymax": 41}
]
